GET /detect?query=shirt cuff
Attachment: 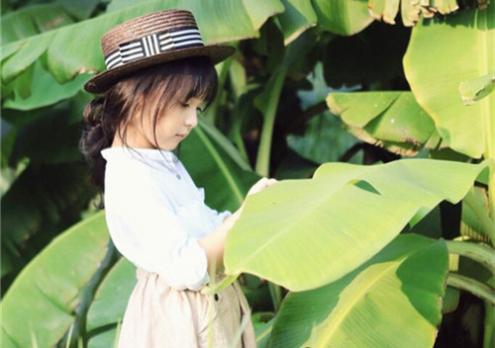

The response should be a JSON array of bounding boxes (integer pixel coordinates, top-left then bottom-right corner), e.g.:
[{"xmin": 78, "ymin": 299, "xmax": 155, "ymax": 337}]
[
  {"xmin": 165, "ymin": 236, "xmax": 210, "ymax": 291},
  {"xmin": 213, "ymin": 210, "xmax": 233, "ymax": 228}
]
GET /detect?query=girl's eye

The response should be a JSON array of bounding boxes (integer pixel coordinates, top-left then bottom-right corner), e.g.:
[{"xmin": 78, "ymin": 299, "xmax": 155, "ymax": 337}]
[{"xmin": 179, "ymin": 100, "xmax": 204, "ymax": 112}]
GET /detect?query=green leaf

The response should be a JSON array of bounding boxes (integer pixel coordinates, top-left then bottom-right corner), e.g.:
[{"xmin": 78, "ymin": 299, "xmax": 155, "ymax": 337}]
[
  {"xmin": 368, "ymin": 0, "xmax": 401, "ymax": 24},
  {"xmin": 442, "ymin": 286, "xmax": 461, "ymax": 314},
  {"xmin": 368, "ymin": 0, "xmax": 462, "ymax": 26},
  {"xmin": 403, "ymin": 3, "xmax": 495, "ymax": 158},
  {"xmin": 277, "ymin": 0, "xmax": 317, "ymax": 44},
  {"xmin": 312, "ymin": 0, "xmax": 373, "ymax": 36},
  {"xmin": 286, "ymin": 111, "xmax": 362, "ymax": 163},
  {"xmin": 289, "ymin": 63, "xmax": 362, "ymax": 163},
  {"xmin": 1, "ymin": 3, "xmax": 75, "ymax": 44},
  {"xmin": 458, "ymin": 73, "xmax": 495, "ymax": 105},
  {"xmin": 3, "ymin": 60, "xmax": 90, "ymax": 110},
  {"xmin": 225, "ymin": 178, "xmax": 418, "ymax": 291},
  {"xmin": 326, "ymin": 91, "xmax": 444, "ymax": 156},
  {"xmin": 314, "ymin": 159, "xmax": 489, "ymax": 226},
  {"xmin": 0, "ymin": 211, "xmax": 110, "ymax": 348},
  {"xmin": 269, "ymin": 234, "xmax": 448, "ymax": 348},
  {"xmin": 58, "ymin": 0, "xmax": 101, "ymax": 21},
  {"xmin": 252, "ymin": 313, "xmax": 275, "ymax": 348},
  {"xmin": 224, "ymin": 159, "xmax": 487, "ymax": 291},
  {"xmin": 461, "ymin": 186, "xmax": 495, "ymax": 243}
]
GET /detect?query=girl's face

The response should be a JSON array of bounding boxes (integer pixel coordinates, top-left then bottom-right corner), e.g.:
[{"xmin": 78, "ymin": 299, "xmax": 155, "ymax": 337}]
[
  {"xmin": 151, "ymin": 95, "xmax": 206, "ymax": 150},
  {"xmin": 117, "ymin": 95, "xmax": 206, "ymax": 150}
]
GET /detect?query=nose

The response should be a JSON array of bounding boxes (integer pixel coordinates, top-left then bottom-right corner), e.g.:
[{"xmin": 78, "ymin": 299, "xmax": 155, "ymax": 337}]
[{"xmin": 185, "ymin": 109, "xmax": 198, "ymax": 129}]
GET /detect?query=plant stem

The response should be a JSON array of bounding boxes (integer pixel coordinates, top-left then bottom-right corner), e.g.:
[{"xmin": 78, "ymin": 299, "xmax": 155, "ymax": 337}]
[
  {"xmin": 483, "ymin": 300, "xmax": 495, "ymax": 348},
  {"xmin": 446, "ymin": 240, "xmax": 495, "ymax": 274},
  {"xmin": 446, "ymin": 273, "xmax": 495, "ymax": 306},
  {"xmin": 268, "ymin": 282, "xmax": 282, "ymax": 312},
  {"xmin": 254, "ymin": 67, "xmax": 287, "ymax": 177}
]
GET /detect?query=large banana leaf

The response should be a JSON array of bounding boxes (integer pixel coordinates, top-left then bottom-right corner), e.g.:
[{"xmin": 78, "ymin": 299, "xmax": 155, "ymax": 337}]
[
  {"xmin": 57, "ymin": 0, "xmax": 101, "ymax": 21},
  {"xmin": 312, "ymin": 0, "xmax": 373, "ymax": 35},
  {"xmin": 403, "ymin": 3, "xmax": 495, "ymax": 159},
  {"xmin": 224, "ymin": 159, "xmax": 487, "ymax": 291},
  {"xmin": 326, "ymin": 91, "xmax": 445, "ymax": 156},
  {"xmin": 268, "ymin": 234, "xmax": 448, "ymax": 348},
  {"xmin": 0, "ymin": 211, "xmax": 110, "ymax": 348},
  {"xmin": 313, "ymin": 159, "xmax": 488, "ymax": 226},
  {"xmin": 3, "ymin": 60, "xmax": 89, "ymax": 110},
  {"xmin": 1, "ymin": 0, "xmax": 284, "ymax": 95},
  {"xmin": 1, "ymin": 3, "xmax": 75, "ymax": 44}
]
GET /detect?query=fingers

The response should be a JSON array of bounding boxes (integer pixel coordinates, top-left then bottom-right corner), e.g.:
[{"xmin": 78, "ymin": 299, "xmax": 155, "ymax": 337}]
[
  {"xmin": 263, "ymin": 178, "xmax": 278, "ymax": 188},
  {"xmin": 261, "ymin": 177, "xmax": 279, "ymax": 187},
  {"xmin": 247, "ymin": 177, "xmax": 280, "ymax": 196},
  {"xmin": 259, "ymin": 177, "xmax": 278, "ymax": 183}
]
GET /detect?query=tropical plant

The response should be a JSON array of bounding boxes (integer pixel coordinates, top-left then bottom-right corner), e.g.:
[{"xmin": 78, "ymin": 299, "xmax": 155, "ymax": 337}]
[{"xmin": 1, "ymin": 0, "xmax": 493, "ymax": 347}]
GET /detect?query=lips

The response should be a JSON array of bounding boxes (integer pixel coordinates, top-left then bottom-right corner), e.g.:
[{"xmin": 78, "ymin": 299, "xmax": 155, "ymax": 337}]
[{"xmin": 176, "ymin": 134, "xmax": 186, "ymax": 138}]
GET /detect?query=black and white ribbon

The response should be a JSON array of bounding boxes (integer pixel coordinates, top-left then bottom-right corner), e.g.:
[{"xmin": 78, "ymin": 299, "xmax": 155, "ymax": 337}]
[{"xmin": 104, "ymin": 27, "xmax": 204, "ymax": 70}]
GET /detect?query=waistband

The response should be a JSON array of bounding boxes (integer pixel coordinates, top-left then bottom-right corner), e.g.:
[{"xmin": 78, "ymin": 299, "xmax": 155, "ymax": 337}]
[
  {"xmin": 135, "ymin": 266, "xmax": 224, "ymax": 291},
  {"xmin": 134, "ymin": 267, "xmax": 251, "ymax": 317}
]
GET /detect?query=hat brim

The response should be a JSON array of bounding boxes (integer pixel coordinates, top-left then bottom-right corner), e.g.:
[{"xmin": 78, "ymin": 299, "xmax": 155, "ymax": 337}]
[{"xmin": 84, "ymin": 44, "xmax": 235, "ymax": 94}]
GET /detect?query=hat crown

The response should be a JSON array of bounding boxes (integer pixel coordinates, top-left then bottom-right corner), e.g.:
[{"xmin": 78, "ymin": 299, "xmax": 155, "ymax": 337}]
[
  {"xmin": 100, "ymin": 9, "xmax": 203, "ymax": 70},
  {"xmin": 101, "ymin": 9, "xmax": 199, "ymax": 54}
]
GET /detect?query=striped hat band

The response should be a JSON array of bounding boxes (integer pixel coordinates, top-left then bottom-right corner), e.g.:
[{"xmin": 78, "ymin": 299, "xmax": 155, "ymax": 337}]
[{"xmin": 104, "ymin": 26, "xmax": 204, "ymax": 70}]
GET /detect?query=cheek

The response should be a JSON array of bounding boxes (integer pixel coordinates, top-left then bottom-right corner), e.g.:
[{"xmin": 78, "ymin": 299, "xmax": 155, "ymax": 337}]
[{"xmin": 156, "ymin": 117, "xmax": 176, "ymax": 135}]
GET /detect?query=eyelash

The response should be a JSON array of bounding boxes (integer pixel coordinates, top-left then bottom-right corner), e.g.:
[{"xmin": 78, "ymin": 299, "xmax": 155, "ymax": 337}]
[{"xmin": 180, "ymin": 102, "xmax": 204, "ymax": 113}]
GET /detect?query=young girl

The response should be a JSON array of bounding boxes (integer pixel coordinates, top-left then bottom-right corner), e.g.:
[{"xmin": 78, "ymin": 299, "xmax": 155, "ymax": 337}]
[{"xmin": 80, "ymin": 9, "xmax": 277, "ymax": 348}]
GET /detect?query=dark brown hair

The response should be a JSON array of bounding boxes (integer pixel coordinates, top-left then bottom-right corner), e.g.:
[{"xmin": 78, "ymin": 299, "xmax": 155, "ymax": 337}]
[{"xmin": 79, "ymin": 56, "xmax": 218, "ymax": 207}]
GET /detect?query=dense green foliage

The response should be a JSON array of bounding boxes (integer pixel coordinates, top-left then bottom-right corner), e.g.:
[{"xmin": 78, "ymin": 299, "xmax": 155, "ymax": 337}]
[{"xmin": 1, "ymin": 0, "xmax": 494, "ymax": 347}]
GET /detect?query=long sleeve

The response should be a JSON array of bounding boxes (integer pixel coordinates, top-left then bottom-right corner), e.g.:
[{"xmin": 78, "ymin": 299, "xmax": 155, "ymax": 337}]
[
  {"xmin": 196, "ymin": 187, "xmax": 233, "ymax": 229},
  {"xmin": 104, "ymin": 173, "xmax": 210, "ymax": 291},
  {"xmin": 204, "ymin": 205, "xmax": 233, "ymax": 229}
]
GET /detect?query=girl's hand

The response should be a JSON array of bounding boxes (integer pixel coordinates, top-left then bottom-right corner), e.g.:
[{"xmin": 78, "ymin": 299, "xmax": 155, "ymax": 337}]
[
  {"xmin": 246, "ymin": 177, "xmax": 279, "ymax": 197},
  {"xmin": 231, "ymin": 178, "xmax": 279, "ymax": 224}
]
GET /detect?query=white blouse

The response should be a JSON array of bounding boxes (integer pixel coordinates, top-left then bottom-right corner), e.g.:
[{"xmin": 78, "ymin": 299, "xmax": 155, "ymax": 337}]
[{"xmin": 100, "ymin": 146, "xmax": 233, "ymax": 291}]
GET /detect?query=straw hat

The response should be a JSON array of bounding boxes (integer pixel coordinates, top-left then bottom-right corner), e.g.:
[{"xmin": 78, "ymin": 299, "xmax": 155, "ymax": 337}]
[{"xmin": 84, "ymin": 9, "xmax": 235, "ymax": 94}]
